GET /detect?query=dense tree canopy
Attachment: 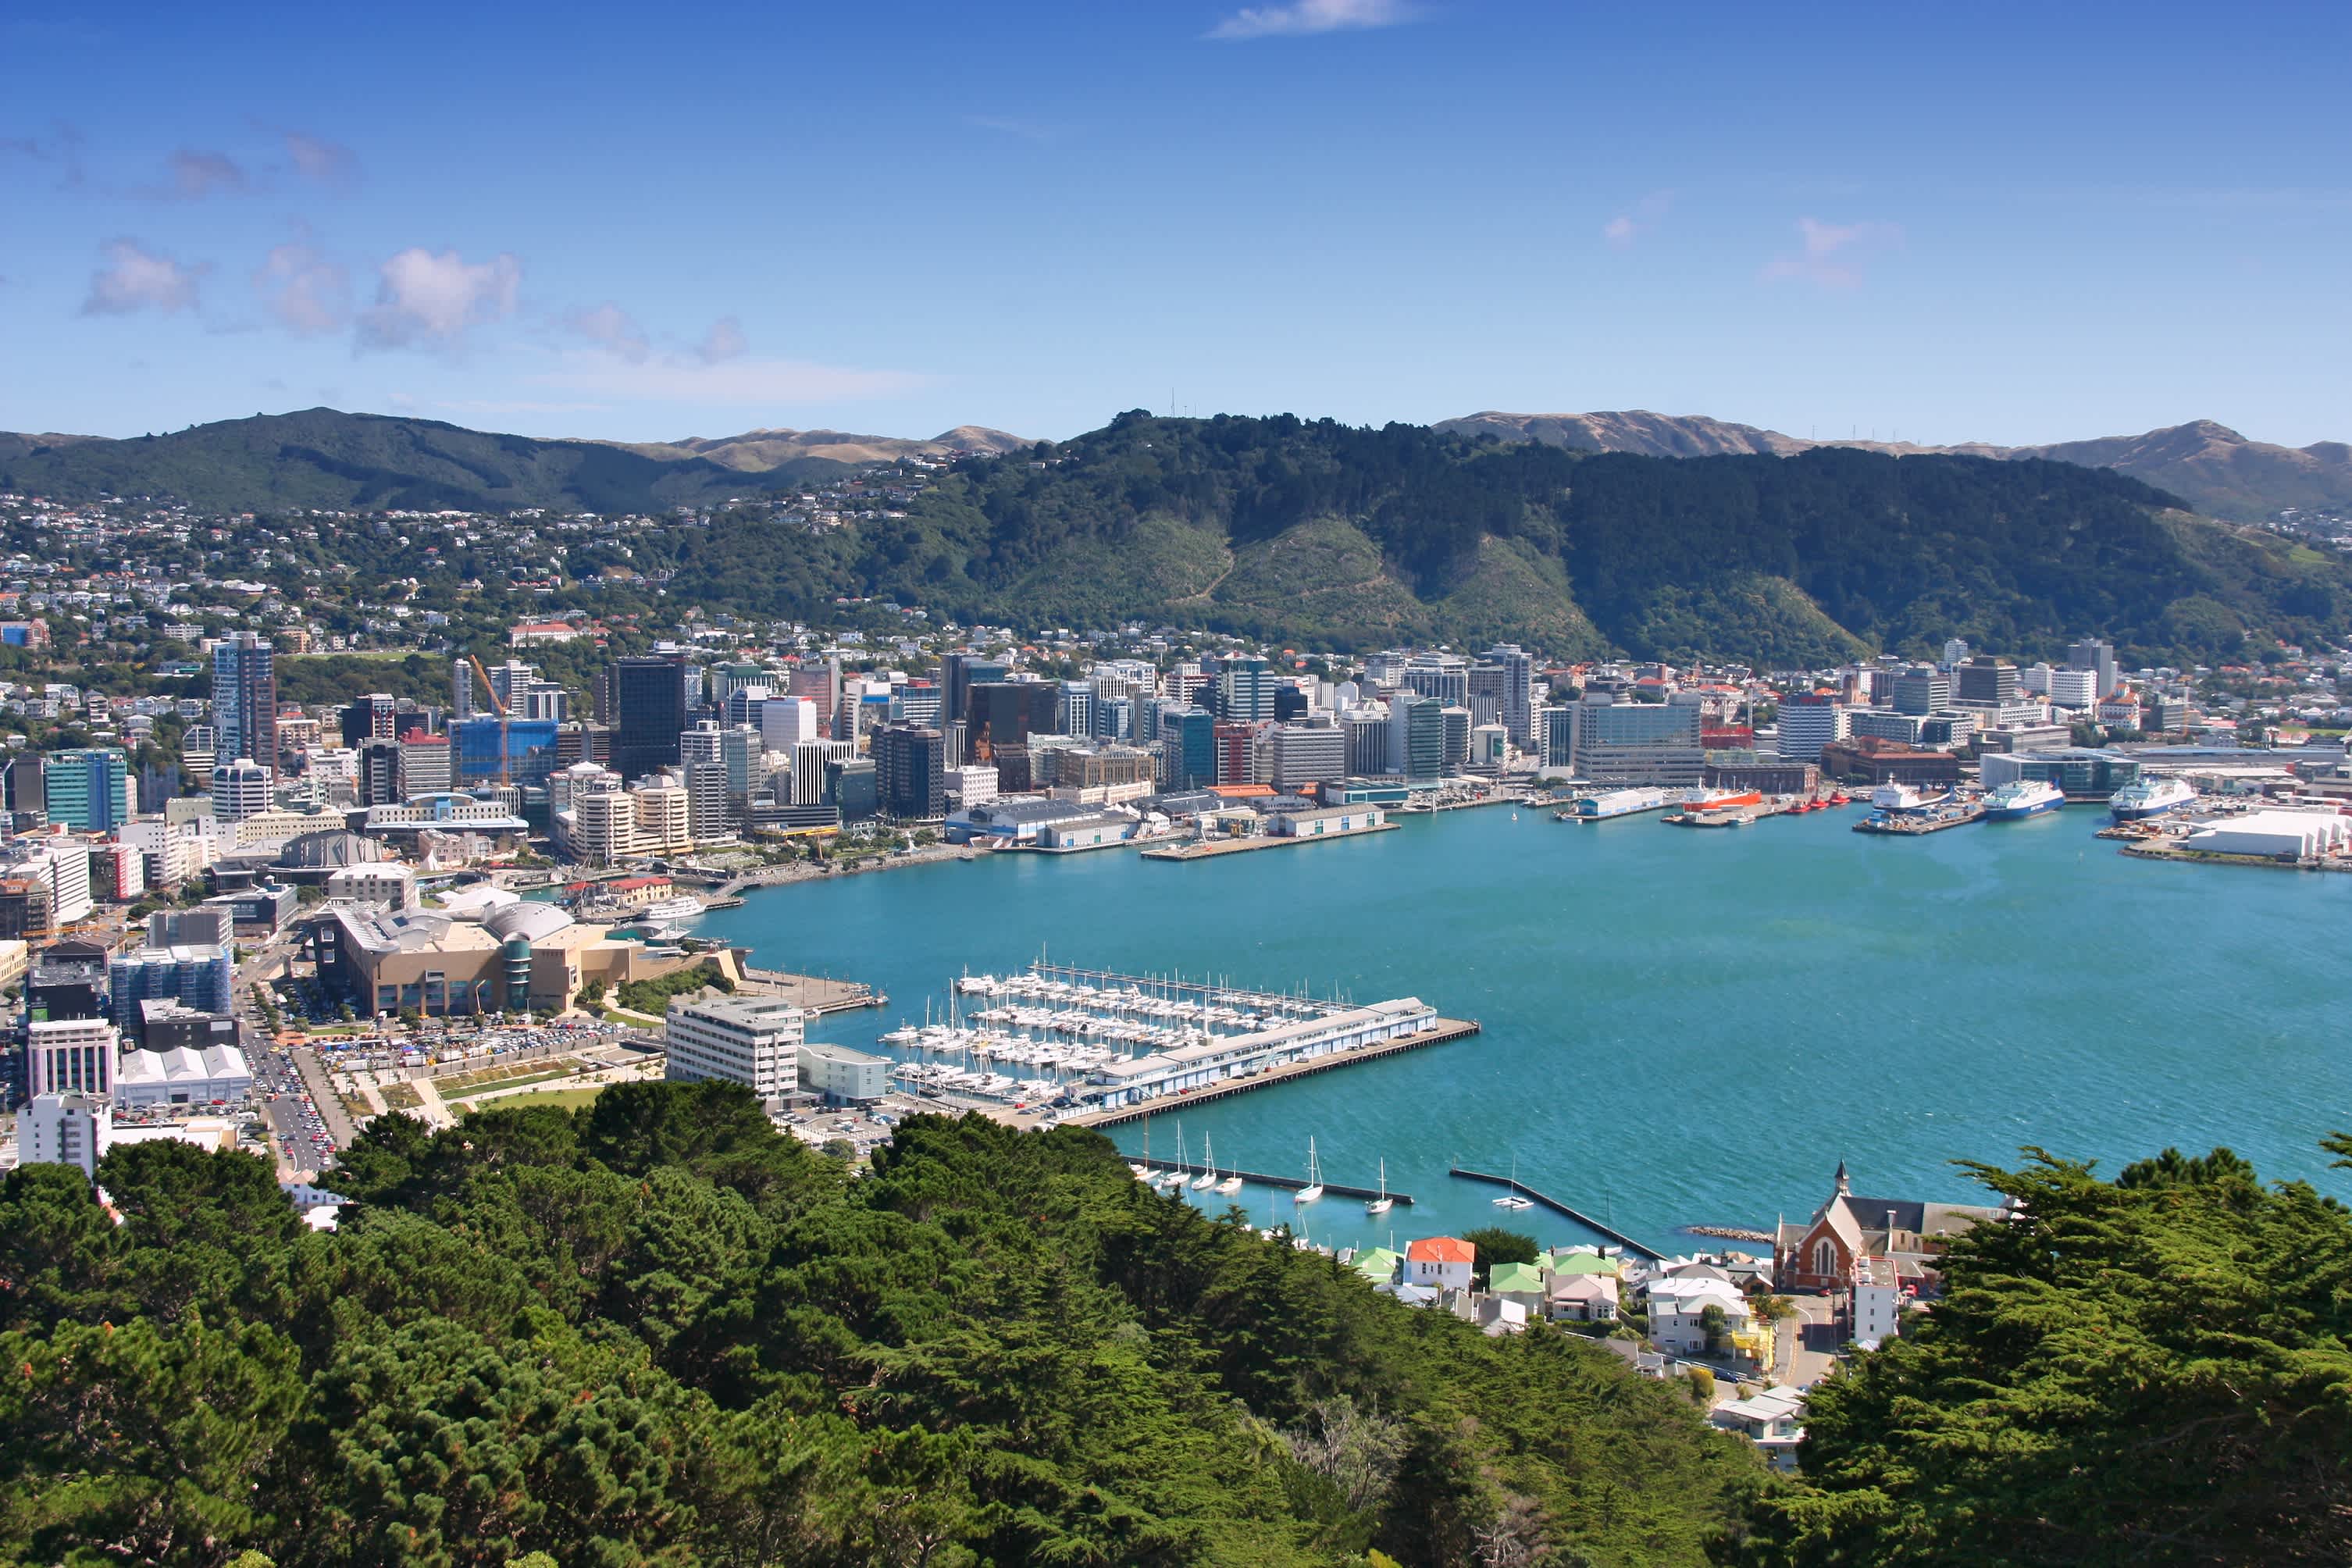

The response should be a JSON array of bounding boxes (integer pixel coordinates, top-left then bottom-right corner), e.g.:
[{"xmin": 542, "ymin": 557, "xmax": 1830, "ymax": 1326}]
[
  {"xmin": 1730, "ymin": 1142, "xmax": 2352, "ymax": 1567},
  {"xmin": 0, "ymin": 1087, "xmax": 1757, "ymax": 1566}
]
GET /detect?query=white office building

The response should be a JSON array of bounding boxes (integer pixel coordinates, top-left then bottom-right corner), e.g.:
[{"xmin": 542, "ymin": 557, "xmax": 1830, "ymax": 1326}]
[
  {"xmin": 2, "ymin": 840, "xmax": 93, "ymax": 925},
  {"xmin": 1774, "ymin": 695, "xmax": 1849, "ymax": 763},
  {"xmin": 211, "ymin": 757, "xmax": 276, "ymax": 822},
  {"xmin": 797, "ymin": 1040, "xmax": 890, "ymax": 1103},
  {"xmin": 2046, "ymin": 668, "xmax": 2099, "ymax": 710},
  {"xmin": 664, "ymin": 994, "xmax": 804, "ymax": 1103},
  {"xmin": 324, "ymin": 863, "xmax": 417, "ymax": 911},
  {"xmin": 946, "ymin": 764, "xmax": 1000, "ymax": 807},
  {"xmin": 26, "ymin": 1017, "xmax": 118, "ymax": 1098}
]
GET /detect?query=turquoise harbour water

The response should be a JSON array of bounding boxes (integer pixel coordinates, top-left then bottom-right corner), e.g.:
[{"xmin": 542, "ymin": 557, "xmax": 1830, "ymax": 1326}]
[{"xmin": 694, "ymin": 807, "xmax": 2352, "ymax": 1256}]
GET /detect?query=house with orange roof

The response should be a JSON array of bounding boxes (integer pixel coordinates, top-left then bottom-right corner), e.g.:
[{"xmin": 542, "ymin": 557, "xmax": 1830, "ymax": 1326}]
[{"xmin": 1404, "ymin": 1235, "xmax": 1474, "ymax": 1292}]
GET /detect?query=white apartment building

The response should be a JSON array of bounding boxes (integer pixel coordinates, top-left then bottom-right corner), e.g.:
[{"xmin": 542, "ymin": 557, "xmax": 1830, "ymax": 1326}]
[
  {"xmin": 665, "ymin": 994, "xmax": 804, "ymax": 1103},
  {"xmin": 27, "ymin": 1017, "xmax": 119, "ymax": 1098},
  {"xmin": 2047, "ymin": 668, "xmax": 2099, "ymax": 710},
  {"xmin": 761, "ymin": 696, "xmax": 819, "ymax": 751},
  {"xmin": 20, "ymin": 1092, "xmax": 111, "ymax": 1178},
  {"xmin": 1774, "ymin": 696, "xmax": 1849, "ymax": 764},
  {"xmin": 210, "ymin": 757, "xmax": 275, "ymax": 822},
  {"xmin": 946, "ymin": 764, "xmax": 1000, "ymax": 808}
]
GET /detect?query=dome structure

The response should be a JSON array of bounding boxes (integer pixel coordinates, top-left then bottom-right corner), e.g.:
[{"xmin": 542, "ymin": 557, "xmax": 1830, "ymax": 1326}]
[{"xmin": 481, "ymin": 901, "xmax": 575, "ymax": 943}]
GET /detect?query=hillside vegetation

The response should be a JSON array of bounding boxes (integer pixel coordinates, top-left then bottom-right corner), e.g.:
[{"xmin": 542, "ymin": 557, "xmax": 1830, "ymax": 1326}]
[
  {"xmin": 0, "ymin": 409, "xmax": 817, "ymax": 511},
  {"xmin": 0, "ymin": 1086, "xmax": 1758, "ymax": 1566},
  {"xmin": 1441, "ymin": 411, "xmax": 2352, "ymax": 525},
  {"xmin": 639, "ymin": 412, "xmax": 2343, "ymax": 662},
  {"xmin": 9, "ymin": 408, "xmax": 2345, "ymax": 661}
]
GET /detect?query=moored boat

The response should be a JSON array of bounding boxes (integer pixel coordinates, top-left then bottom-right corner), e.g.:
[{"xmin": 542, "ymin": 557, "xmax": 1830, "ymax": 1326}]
[
  {"xmin": 2109, "ymin": 776, "xmax": 2197, "ymax": 821},
  {"xmin": 1983, "ymin": 779, "xmax": 2065, "ymax": 820}
]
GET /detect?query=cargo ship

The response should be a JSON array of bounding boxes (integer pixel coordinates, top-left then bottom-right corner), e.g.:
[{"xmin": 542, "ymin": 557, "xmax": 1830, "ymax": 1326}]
[
  {"xmin": 2108, "ymin": 777, "xmax": 2197, "ymax": 821},
  {"xmin": 1982, "ymin": 779, "xmax": 2065, "ymax": 821}
]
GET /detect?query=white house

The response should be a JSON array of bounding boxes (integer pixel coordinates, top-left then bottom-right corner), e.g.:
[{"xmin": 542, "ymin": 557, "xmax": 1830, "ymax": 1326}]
[
  {"xmin": 1404, "ymin": 1235, "xmax": 1474, "ymax": 1292},
  {"xmin": 1642, "ymin": 1273, "xmax": 1753, "ymax": 1357},
  {"xmin": 1710, "ymin": 1385, "xmax": 1808, "ymax": 1470}
]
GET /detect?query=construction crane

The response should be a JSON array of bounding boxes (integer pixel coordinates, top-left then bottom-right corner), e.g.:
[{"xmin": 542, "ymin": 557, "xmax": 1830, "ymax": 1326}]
[{"xmin": 468, "ymin": 653, "xmax": 512, "ymax": 786}]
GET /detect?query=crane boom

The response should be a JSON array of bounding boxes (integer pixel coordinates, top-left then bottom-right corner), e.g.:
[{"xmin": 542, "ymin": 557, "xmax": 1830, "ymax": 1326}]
[{"xmin": 467, "ymin": 654, "xmax": 512, "ymax": 786}]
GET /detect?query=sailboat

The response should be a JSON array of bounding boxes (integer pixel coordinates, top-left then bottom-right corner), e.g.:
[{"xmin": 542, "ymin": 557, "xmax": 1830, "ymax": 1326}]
[
  {"xmin": 1365, "ymin": 1157, "xmax": 1393, "ymax": 1216},
  {"xmin": 1295, "ymin": 1137, "xmax": 1324, "ymax": 1204},
  {"xmin": 1192, "ymin": 1134, "xmax": 1221, "ymax": 1191},
  {"xmin": 1161, "ymin": 1125, "xmax": 1190, "ymax": 1190},
  {"xmin": 1217, "ymin": 1156, "xmax": 1244, "ymax": 1196},
  {"xmin": 1493, "ymin": 1153, "xmax": 1534, "ymax": 1210}
]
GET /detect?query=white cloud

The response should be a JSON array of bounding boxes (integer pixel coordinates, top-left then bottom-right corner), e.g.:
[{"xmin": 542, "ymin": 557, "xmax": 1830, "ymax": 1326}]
[
  {"xmin": 564, "ymin": 301, "xmax": 650, "ymax": 362},
  {"xmin": 166, "ymin": 148, "xmax": 246, "ymax": 198},
  {"xmin": 1207, "ymin": 0, "xmax": 1414, "ymax": 40},
  {"xmin": 1762, "ymin": 216, "xmax": 1904, "ymax": 289},
  {"xmin": 253, "ymin": 240, "xmax": 349, "ymax": 334},
  {"xmin": 1603, "ymin": 189, "xmax": 1675, "ymax": 249},
  {"xmin": 534, "ymin": 348, "xmax": 928, "ymax": 406},
  {"xmin": 695, "ymin": 315, "xmax": 747, "ymax": 364},
  {"xmin": 80, "ymin": 238, "xmax": 205, "ymax": 315},
  {"xmin": 358, "ymin": 247, "xmax": 521, "ymax": 350},
  {"xmin": 283, "ymin": 130, "xmax": 360, "ymax": 188}
]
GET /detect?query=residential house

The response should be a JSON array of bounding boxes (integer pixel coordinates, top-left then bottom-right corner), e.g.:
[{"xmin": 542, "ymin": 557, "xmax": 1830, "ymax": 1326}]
[
  {"xmin": 1403, "ymin": 1235, "xmax": 1474, "ymax": 1292},
  {"xmin": 1709, "ymin": 1385, "xmax": 1808, "ymax": 1470},
  {"xmin": 1642, "ymin": 1270, "xmax": 1755, "ymax": 1360}
]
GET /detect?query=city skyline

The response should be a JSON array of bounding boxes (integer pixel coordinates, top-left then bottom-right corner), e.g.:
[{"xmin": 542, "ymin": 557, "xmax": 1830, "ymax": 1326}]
[{"xmin": 4, "ymin": 2, "xmax": 2347, "ymax": 447}]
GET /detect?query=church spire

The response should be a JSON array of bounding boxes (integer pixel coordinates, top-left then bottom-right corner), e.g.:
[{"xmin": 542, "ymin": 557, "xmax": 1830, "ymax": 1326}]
[{"xmin": 1833, "ymin": 1159, "xmax": 1851, "ymax": 1196}]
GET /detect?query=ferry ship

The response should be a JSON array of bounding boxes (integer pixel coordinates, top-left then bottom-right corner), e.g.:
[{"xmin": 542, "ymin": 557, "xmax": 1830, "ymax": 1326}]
[
  {"xmin": 1870, "ymin": 782, "xmax": 1952, "ymax": 814},
  {"xmin": 1981, "ymin": 779, "xmax": 2065, "ymax": 821},
  {"xmin": 2108, "ymin": 776, "xmax": 2197, "ymax": 821},
  {"xmin": 621, "ymin": 895, "xmax": 707, "ymax": 936},
  {"xmin": 1567, "ymin": 787, "xmax": 1671, "ymax": 822}
]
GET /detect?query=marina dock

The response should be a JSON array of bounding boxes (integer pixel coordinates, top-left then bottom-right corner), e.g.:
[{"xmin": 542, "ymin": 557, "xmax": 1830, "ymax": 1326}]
[
  {"xmin": 1056, "ymin": 1016, "xmax": 1482, "ymax": 1128},
  {"xmin": 1129, "ymin": 1155, "xmax": 1413, "ymax": 1204},
  {"xmin": 1449, "ymin": 1166, "xmax": 1664, "ymax": 1260}
]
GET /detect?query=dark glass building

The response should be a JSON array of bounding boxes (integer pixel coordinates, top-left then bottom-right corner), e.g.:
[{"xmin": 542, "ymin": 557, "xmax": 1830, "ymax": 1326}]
[
  {"xmin": 873, "ymin": 724, "xmax": 947, "ymax": 820},
  {"xmin": 613, "ymin": 656, "xmax": 687, "ymax": 782}
]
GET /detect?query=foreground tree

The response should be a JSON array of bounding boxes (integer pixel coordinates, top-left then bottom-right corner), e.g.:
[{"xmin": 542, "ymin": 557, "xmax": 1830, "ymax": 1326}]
[{"xmin": 1732, "ymin": 1143, "xmax": 2352, "ymax": 1566}]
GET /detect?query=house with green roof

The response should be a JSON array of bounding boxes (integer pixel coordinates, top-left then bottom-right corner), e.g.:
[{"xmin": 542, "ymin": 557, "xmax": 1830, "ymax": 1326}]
[
  {"xmin": 1488, "ymin": 1260, "xmax": 1548, "ymax": 1307},
  {"xmin": 1351, "ymin": 1246, "xmax": 1402, "ymax": 1285}
]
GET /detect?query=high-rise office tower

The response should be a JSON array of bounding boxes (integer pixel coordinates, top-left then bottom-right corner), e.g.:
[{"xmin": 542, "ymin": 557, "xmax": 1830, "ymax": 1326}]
[
  {"xmin": 212, "ymin": 632, "xmax": 276, "ymax": 764},
  {"xmin": 613, "ymin": 656, "xmax": 687, "ymax": 783},
  {"xmin": 873, "ymin": 724, "xmax": 948, "ymax": 820}
]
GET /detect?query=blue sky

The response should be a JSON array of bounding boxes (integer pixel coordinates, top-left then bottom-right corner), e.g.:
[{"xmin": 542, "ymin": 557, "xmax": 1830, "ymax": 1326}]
[{"xmin": 5, "ymin": 1, "xmax": 2347, "ymax": 447}]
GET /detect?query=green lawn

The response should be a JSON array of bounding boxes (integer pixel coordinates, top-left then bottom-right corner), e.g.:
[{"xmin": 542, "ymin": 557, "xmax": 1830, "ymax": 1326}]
[{"xmin": 464, "ymin": 1085, "xmax": 607, "ymax": 1114}]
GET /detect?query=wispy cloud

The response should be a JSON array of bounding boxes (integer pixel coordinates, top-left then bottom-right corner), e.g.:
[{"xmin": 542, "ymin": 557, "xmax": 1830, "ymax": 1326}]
[
  {"xmin": 1206, "ymin": 0, "xmax": 1415, "ymax": 41},
  {"xmin": 252, "ymin": 237, "xmax": 349, "ymax": 334},
  {"xmin": 563, "ymin": 301, "xmax": 651, "ymax": 363},
  {"xmin": 695, "ymin": 315, "xmax": 747, "ymax": 365},
  {"xmin": 2, "ymin": 120, "xmax": 87, "ymax": 188},
  {"xmin": 80, "ymin": 238, "xmax": 206, "ymax": 315},
  {"xmin": 160, "ymin": 148, "xmax": 245, "ymax": 198},
  {"xmin": 283, "ymin": 130, "xmax": 360, "ymax": 189},
  {"xmin": 964, "ymin": 114, "xmax": 1057, "ymax": 143},
  {"xmin": 1603, "ymin": 189, "xmax": 1675, "ymax": 249},
  {"xmin": 358, "ymin": 247, "xmax": 521, "ymax": 351},
  {"xmin": 1762, "ymin": 216, "xmax": 1903, "ymax": 289}
]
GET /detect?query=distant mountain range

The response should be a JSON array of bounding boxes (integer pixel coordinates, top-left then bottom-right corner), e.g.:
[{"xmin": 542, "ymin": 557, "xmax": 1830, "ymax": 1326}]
[
  {"xmin": 600, "ymin": 423, "xmax": 1032, "ymax": 472},
  {"xmin": 1435, "ymin": 412, "xmax": 2352, "ymax": 523}
]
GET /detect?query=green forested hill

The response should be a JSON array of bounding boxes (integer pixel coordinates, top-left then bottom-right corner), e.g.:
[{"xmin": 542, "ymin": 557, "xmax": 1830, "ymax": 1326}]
[
  {"xmin": 0, "ymin": 1087, "xmax": 1757, "ymax": 1566},
  {"xmin": 0, "ymin": 408, "xmax": 828, "ymax": 511},
  {"xmin": 646, "ymin": 412, "xmax": 2347, "ymax": 663},
  {"xmin": 10, "ymin": 407, "xmax": 2345, "ymax": 661}
]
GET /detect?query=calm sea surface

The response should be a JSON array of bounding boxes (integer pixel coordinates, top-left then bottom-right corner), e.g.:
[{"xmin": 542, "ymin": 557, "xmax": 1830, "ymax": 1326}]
[{"xmin": 693, "ymin": 806, "xmax": 2352, "ymax": 1255}]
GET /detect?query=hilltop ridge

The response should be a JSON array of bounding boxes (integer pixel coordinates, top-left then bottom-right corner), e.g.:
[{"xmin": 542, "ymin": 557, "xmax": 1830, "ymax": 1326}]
[{"xmin": 1437, "ymin": 411, "xmax": 2352, "ymax": 522}]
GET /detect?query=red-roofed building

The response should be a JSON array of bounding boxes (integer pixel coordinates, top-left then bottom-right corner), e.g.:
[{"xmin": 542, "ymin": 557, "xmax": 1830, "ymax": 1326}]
[
  {"xmin": 601, "ymin": 875, "xmax": 675, "ymax": 909},
  {"xmin": 1405, "ymin": 1235, "xmax": 1475, "ymax": 1291}
]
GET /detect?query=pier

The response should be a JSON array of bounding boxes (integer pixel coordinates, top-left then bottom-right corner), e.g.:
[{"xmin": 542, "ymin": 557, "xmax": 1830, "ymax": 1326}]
[
  {"xmin": 736, "ymin": 967, "xmax": 886, "ymax": 1014},
  {"xmin": 1128, "ymin": 1156, "xmax": 1413, "ymax": 1204},
  {"xmin": 1140, "ymin": 822, "xmax": 1397, "ymax": 861},
  {"xmin": 1449, "ymin": 1166, "xmax": 1664, "ymax": 1260},
  {"xmin": 1046, "ymin": 1017, "xmax": 1482, "ymax": 1129}
]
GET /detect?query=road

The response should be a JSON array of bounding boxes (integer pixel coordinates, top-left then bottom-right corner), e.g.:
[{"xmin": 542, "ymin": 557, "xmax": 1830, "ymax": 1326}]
[
  {"xmin": 1776, "ymin": 1295, "xmax": 1841, "ymax": 1388},
  {"xmin": 232, "ymin": 929, "xmax": 342, "ymax": 1178}
]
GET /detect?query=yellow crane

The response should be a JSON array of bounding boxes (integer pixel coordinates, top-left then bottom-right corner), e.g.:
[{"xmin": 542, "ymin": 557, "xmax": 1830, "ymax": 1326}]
[{"xmin": 468, "ymin": 653, "xmax": 512, "ymax": 786}]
